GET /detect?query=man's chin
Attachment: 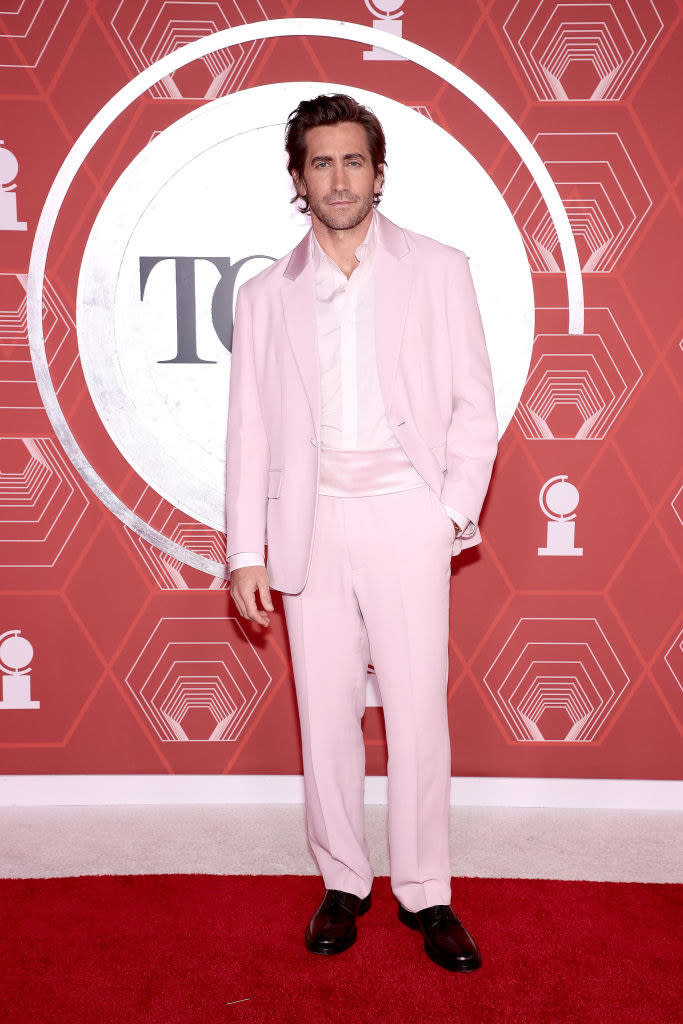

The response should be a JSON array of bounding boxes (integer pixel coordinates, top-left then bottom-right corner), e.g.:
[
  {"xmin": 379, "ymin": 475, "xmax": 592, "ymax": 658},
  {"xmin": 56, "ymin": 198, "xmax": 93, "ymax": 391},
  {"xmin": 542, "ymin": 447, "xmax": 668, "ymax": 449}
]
[{"xmin": 317, "ymin": 205, "xmax": 367, "ymax": 229}]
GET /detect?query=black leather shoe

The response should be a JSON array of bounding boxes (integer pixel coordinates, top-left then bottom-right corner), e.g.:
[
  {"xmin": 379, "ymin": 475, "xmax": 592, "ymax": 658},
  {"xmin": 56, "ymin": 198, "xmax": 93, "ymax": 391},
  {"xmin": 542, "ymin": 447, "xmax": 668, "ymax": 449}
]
[
  {"xmin": 398, "ymin": 902, "xmax": 482, "ymax": 972},
  {"xmin": 305, "ymin": 887, "xmax": 372, "ymax": 955}
]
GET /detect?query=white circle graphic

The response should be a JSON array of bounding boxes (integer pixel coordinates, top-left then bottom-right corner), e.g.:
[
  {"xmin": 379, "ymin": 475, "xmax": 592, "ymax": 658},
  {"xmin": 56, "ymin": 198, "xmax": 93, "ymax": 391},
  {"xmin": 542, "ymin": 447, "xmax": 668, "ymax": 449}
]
[
  {"xmin": 76, "ymin": 83, "xmax": 532, "ymax": 532},
  {"xmin": 28, "ymin": 18, "xmax": 583, "ymax": 579}
]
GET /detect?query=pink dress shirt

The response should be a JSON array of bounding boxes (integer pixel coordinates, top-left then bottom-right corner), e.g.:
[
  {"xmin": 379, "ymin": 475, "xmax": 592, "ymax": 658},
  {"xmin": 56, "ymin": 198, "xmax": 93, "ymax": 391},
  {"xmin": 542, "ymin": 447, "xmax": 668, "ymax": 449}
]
[{"xmin": 228, "ymin": 210, "xmax": 474, "ymax": 572}]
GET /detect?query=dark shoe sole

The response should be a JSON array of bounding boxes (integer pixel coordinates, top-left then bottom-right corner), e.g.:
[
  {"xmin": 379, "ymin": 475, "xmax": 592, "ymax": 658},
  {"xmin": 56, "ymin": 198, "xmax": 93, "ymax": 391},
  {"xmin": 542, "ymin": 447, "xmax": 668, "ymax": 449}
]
[
  {"xmin": 397, "ymin": 903, "xmax": 482, "ymax": 972},
  {"xmin": 305, "ymin": 891, "xmax": 372, "ymax": 955}
]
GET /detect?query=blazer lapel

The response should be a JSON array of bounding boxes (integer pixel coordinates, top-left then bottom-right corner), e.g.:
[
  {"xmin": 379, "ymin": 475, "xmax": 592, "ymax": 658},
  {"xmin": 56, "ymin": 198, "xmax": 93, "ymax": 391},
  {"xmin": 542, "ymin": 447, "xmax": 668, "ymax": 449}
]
[
  {"xmin": 373, "ymin": 213, "xmax": 414, "ymax": 426},
  {"xmin": 281, "ymin": 208, "xmax": 414, "ymax": 439},
  {"xmin": 281, "ymin": 237, "xmax": 320, "ymax": 440}
]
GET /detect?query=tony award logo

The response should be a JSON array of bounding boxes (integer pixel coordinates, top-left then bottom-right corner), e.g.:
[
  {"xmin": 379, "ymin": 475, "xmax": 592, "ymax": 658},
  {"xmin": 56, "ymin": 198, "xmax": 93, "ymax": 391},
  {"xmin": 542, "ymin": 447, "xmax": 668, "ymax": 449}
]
[
  {"xmin": 538, "ymin": 475, "xmax": 583, "ymax": 557},
  {"xmin": 0, "ymin": 141, "xmax": 27, "ymax": 231},
  {"xmin": 0, "ymin": 629, "xmax": 39, "ymax": 709},
  {"xmin": 362, "ymin": 0, "xmax": 406, "ymax": 61}
]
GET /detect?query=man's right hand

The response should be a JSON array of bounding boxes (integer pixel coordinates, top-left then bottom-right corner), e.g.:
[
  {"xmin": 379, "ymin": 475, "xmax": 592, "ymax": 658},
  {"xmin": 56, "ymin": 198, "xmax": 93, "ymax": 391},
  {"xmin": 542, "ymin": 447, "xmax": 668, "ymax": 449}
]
[{"xmin": 229, "ymin": 565, "xmax": 274, "ymax": 627}]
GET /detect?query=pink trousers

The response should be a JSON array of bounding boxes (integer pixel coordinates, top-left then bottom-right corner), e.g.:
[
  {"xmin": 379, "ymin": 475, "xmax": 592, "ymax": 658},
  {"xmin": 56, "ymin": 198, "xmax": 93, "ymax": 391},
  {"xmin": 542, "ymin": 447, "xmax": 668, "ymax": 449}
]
[{"xmin": 281, "ymin": 447, "xmax": 455, "ymax": 913}]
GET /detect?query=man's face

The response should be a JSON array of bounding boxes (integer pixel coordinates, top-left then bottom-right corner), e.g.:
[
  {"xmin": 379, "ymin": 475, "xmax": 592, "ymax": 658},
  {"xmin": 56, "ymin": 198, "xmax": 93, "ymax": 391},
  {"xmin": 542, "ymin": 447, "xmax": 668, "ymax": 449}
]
[{"xmin": 292, "ymin": 121, "xmax": 384, "ymax": 231}]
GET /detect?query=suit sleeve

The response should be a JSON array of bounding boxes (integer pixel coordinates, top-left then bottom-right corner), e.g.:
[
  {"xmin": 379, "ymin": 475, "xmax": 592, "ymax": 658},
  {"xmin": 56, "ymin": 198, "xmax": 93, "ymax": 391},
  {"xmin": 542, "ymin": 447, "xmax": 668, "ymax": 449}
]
[
  {"xmin": 440, "ymin": 251, "xmax": 498, "ymax": 536},
  {"xmin": 442, "ymin": 503, "xmax": 476, "ymax": 538},
  {"xmin": 225, "ymin": 282, "xmax": 270, "ymax": 562}
]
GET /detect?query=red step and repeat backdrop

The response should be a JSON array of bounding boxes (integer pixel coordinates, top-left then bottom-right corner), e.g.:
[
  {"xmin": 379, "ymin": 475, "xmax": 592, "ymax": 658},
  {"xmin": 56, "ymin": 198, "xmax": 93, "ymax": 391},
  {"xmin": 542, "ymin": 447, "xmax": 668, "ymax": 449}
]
[{"xmin": 0, "ymin": 1, "xmax": 680, "ymax": 780}]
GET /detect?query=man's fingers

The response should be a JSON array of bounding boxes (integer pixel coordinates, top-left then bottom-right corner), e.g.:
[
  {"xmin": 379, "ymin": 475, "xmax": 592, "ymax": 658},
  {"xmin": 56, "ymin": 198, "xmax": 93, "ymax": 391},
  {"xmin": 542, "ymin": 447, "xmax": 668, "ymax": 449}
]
[
  {"xmin": 242, "ymin": 590, "xmax": 258, "ymax": 621},
  {"xmin": 242, "ymin": 584, "xmax": 271, "ymax": 627},
  {"xmin": 258, "ymin": 579, "xmax": 274, "ymax": 612},
  {"xmin": 230, "ymin": 586, "xmax": 247, "ymax": 619},
  {"xmin": 229, "ymin": 568, "xmax": 272, "ymax": 627}
]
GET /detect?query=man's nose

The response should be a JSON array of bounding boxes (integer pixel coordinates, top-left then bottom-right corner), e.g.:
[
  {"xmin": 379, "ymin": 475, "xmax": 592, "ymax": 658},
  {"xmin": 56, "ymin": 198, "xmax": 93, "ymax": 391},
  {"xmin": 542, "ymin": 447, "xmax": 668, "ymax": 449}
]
[{"xmin": 333, "ymin": 164, "xmax": 351, "ymax": 190}]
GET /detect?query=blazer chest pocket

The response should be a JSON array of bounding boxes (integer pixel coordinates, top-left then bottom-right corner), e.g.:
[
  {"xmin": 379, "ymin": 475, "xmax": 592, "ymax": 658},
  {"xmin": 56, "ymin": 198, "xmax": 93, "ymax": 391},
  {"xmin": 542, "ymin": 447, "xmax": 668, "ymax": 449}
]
[{"xmin": 267, "ymin": 468, "xmax": 283, "ymax": 498}]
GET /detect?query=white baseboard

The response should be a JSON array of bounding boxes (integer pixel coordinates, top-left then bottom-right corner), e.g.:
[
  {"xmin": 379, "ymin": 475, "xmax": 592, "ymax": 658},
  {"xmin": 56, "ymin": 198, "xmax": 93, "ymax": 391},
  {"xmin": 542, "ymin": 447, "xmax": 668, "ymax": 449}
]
[{"xmin": 0, "ymin": 775, "xmax": 681, "ymax": 810}]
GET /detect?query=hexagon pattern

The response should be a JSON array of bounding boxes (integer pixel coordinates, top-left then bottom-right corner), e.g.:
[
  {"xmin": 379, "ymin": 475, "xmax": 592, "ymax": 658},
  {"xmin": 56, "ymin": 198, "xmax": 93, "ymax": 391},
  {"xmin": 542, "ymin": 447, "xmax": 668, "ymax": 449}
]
[{"xmin": 0, "ymin": 1, "xmax": 680, "ymax": 777}]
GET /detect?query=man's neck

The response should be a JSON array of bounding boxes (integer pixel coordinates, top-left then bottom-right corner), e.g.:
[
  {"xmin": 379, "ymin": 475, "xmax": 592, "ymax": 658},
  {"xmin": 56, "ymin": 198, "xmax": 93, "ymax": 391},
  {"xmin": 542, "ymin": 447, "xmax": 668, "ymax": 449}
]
[{"xmin": 312, "ymin": 209, "xmax": 374, "ymax": 277}]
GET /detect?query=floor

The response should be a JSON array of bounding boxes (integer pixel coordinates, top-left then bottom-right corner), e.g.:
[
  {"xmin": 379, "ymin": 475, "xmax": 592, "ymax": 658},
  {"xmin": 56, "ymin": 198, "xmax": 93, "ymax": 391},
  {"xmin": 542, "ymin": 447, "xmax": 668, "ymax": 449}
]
[{"xmin": 1, "ymin": 804, "xmax": 680, "ymax": 882}]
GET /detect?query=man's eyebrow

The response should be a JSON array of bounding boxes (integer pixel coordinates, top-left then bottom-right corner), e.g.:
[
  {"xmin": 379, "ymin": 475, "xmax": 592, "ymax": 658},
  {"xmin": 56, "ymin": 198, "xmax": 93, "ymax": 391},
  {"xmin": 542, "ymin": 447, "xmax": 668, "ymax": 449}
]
[{"xmin": 310, "ymin": 152, "xmax": 366, "ymax": 163}]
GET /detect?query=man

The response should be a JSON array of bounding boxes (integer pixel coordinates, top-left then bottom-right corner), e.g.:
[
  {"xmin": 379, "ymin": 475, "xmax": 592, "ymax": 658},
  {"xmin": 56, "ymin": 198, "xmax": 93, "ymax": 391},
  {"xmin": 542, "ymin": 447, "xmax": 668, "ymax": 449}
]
[{"xmin": 226, "ymin": 94, "xmax": 498, "ymax": 972}]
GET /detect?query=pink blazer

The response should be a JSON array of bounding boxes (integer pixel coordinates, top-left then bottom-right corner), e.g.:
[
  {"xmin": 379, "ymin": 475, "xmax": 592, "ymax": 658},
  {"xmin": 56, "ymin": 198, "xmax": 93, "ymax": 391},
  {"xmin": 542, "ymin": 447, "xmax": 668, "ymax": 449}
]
[{"xmin": 225, "ymin": 208, "xmax": 499, "ymax": 594}]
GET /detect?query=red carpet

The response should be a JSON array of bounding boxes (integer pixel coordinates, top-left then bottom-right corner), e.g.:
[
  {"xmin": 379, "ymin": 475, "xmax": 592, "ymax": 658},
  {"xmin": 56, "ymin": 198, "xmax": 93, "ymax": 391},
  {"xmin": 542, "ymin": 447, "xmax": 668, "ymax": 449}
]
[{"xmin": 1, "ymin": 874, "xmax": 679, "ymax": 1023}]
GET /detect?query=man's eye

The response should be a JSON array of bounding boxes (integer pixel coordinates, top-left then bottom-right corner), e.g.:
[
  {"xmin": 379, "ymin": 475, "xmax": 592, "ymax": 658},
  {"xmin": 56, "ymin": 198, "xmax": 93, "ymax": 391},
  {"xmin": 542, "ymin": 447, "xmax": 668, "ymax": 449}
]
[{"xmin": 315, "ymin": 160, "xmax": 361, "ymax": 168}]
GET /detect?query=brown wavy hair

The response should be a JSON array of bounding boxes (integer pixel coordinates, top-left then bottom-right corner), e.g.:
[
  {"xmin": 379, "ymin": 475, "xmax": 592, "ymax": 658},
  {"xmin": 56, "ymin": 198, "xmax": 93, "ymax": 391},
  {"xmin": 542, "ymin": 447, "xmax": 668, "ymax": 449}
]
[{"xmin": 284, "ymin": 93, "xmax": 387, "ymax": 215}]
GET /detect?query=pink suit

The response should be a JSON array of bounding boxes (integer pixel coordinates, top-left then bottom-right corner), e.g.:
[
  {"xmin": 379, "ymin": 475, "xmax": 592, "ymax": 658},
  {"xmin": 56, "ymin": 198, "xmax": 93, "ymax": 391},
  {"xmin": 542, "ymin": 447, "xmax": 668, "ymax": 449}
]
[{"xmin": 225, "ymin": 209, "xmax": 498, "ymax": 911}]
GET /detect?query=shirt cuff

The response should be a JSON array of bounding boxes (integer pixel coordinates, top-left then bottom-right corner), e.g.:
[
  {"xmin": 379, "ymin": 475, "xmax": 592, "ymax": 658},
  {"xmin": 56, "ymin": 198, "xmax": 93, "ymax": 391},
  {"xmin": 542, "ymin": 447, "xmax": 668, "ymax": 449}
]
[
  {"xmin": 228, "ymin": 551, "xmax": 265, "ymax": 572},
  {"xmin": 441, "ymin": 503, "xmax": 477, "ymax": 539}
]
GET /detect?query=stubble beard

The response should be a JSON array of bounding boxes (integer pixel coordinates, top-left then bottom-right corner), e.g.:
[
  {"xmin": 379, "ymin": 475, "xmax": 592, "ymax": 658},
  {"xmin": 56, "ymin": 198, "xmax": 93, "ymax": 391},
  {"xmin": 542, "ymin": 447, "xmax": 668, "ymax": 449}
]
[{"xmin": 304, "ymin": 188, "xmax": 375, "ymax": 232}]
